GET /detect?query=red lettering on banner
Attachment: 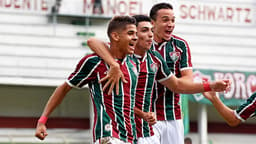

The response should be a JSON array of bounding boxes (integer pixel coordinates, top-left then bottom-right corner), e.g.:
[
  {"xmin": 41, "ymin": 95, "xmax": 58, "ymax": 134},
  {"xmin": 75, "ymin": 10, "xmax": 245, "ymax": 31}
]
[
  {"xmin": 23, "ymin": 0, "xmax": 30, "ymax": 10},
  {"xmin": 129, "ymin": 1, "xmax": 137, "ymax": 15},
  {"xmin": 189, "ymin": 5, "xmax": 196, "ymax": 19},
  {"xmin": 41, "ymin": 0, "xmax": 47, "ymax": 11},
  {"xmin": 236, "ymin": 8, "xmax": 242, "ymax": 22},
  {"xmin": 179, "ymin": 3, "xmax": 253, "ymax": 24},
  {"xmin": 226, "ymin": 7, "xmax": 233, "ymax": 22},
  {"xmin": 117, "ymin": 1, "xmax": 127, "ymax": 15},
  {"xmin": 5, "ymin": 0, "xmax": 11, "ymax": 7},
  {"xmin": 0, "ymin": 0, "xmax": 48, "ymax": 12},
  {"xmin": 244, "ymin": 8, "xmax": 251, "ymax": 23},
  {"xmin": 217, "ymin": 8, "xmax": 224, "ymax": 21},
  {"xmin": 83, "ymin": 0, "xmax": 94, "ymax": 14},
  {"xmin": 106, "ymin": 0, "xmax": 116, "ymax": 15},
  {"xmin": 14, "ymin": 0, "xmax": 20, "ymax": 8},
  {"xmin": 207, "ymin": 6, "xmax": 215, "ymax": 21},
  {"xmin": 198, "ymin": 5, "xmax": 205, "ymax": 20},
  {"xmin": 180, "ymin": 5, "xmax": 188, "ymax": 19},
  {"xmin": 83, "ymin": 0, "xmax": 142, "ymax": 16}
]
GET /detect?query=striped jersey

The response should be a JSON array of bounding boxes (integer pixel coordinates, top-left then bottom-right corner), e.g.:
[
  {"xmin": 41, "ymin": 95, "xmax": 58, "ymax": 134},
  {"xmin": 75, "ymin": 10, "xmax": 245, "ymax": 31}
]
[
  {"xmin": 66, "ymin": 54, "xmax": 138, "ymax": 143},
  {"xmin": 131, "ymin": 50, "xmax": 171, "ymax": 138},
  {"xmin": 151, "ymin": 35, "xmax": 193, "ymax": 121},
  {"xmin": 235, "ymin": 92, "xmax": 256, "ymax": 121}
]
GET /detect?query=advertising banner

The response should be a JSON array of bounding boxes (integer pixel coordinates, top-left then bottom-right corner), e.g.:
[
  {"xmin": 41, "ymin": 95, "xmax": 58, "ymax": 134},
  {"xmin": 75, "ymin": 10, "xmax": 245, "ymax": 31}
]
[
  {"xmin": 0, "ymin": 0, "xmax": 52, "ymax": 14},
  {"xmin": 58, "ymin": 0, "xmax": 177, "ymax": 17},
  {"xmin": 186, "ymin": 69, "xmax": 256, "ymax": 106}
]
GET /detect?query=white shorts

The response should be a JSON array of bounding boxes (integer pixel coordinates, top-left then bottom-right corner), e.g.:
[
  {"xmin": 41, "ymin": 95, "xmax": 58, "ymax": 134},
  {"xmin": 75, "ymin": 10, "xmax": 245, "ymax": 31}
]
[
  {"xmin": 95, "ymin": 137, "xmax": 131, "ymax": 144},
  {"xmin": 137, "ymin": 134, "xmax": 160, "ymax": 144},
  {"xmin": 153, "ymin": 119, "xmax": 184, "ymax": 144}
]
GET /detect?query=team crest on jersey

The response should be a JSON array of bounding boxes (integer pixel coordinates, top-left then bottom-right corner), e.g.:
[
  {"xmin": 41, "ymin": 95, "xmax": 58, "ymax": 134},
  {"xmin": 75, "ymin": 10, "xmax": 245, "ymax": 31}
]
[
  {"xmin": 169, "ymin": 52, "xmax": 180, "ymax": 62},
  {"xmin": 150, "ymin": 63, "xmax": 158, "ymax": 73},
  {"xmin": 132, "ymin": 66, "xmax": 138, "ymax": 75}
]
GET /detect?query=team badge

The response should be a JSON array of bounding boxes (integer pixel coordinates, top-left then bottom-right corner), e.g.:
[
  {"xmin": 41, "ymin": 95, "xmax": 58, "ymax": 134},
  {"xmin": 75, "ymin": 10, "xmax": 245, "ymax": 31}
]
[
  {"xmin": 150, "ymin": 63, "xmax": 158, "ymax": 73},
  {"xmin": 169, "ymin": 52, "xmax": 181, "ymax": 62},
  {"xmin": 132, "ymin": 66, "xmax": 138, "ymax": 76}
]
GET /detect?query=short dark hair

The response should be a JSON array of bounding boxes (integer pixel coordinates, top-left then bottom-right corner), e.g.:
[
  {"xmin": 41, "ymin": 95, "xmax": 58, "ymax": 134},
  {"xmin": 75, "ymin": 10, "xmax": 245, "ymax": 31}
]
[
  {"xmin": 132, "ymin": 15, "xmax": 151, "ymax": 26},
  {"xmin": 184, "ymin": 137, "xmax": 192, "ymax": 144},
  {"xmin": 149, "ymin": 2, "xmax": 173, "ymax": 21},
  {"xmin": 107, "ymin": 16, "xmax": 136, "ymax": 38}
]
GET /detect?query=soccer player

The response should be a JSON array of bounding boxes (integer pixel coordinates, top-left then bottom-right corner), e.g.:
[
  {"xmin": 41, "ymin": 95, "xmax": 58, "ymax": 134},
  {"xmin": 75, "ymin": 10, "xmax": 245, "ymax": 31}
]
[
  {"xmin": 87, "ymin": 15, "xmax": 230, "ymax": 144},
  {"xmin": 203, "ymin": 91, "xmax": 256, "ymax": 127},
  {"xmin": 149, "ymin": 3, "xmax": 193, "ymax": 144},
  {"xmin": 35, "ymin": 16, "xmax": 139, "ymax": 144}
]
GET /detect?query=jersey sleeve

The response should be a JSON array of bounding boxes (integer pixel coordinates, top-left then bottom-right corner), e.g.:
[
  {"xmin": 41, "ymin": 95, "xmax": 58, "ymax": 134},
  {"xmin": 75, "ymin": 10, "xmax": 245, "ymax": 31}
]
[
  {"xmin": 66, "ymin": 54, "xmax": 101, "ymax": 89},
  {"xmin": 178, "ymin": 38, "xmax": 193, "ymax": 71},
  {"xmin": 234, "ymin": 92, "xmax": 256, "ymax": 121},
  {"xmin": 151, "ymin": 50, "xmax": 172, "ymax": 82}
]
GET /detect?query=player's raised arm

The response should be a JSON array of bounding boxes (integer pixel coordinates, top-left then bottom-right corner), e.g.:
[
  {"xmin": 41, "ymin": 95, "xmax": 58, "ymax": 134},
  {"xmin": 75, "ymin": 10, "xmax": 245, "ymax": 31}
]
[
  {"xmin": 160, "ymin": 75, "xmax": 230, "ymax": 94},
  {"xmin": 87, "ymin": 37, "xmax": 127, "ymax": 95}
]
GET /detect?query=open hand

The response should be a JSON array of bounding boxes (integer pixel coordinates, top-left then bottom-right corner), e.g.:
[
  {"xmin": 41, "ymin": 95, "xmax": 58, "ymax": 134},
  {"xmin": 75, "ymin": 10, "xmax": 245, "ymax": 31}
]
[{"xmin": 99, "ymin": 63, "xmax": 127, "ymax": 95}]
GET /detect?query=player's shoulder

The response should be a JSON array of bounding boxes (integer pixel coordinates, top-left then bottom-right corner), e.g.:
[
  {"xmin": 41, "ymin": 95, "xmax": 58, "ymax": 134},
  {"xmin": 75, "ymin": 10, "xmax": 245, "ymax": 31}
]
[
  {"xmin": 80, "ymin": 53, "xmax": 102, "ymax": 64},
  {"xmin": 171, "ymin": 34, "xmax": 188, "ymax": 43},
  {"xmin": 147, "ymin": 49, "xmax": 164, "ymax": 61},
  {"xmin": 169, "ymin": 34, "xmax": 190, "ymax": 49},
  {"xmin": 148, "ymin": 49, "xmax": 161, "ymax": 57}
]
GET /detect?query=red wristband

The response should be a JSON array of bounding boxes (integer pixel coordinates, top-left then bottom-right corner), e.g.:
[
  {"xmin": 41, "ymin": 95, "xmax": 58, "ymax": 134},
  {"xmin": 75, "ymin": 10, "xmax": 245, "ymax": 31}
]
[
  {"xmin": 38, "ymin": 116, "xmax": 48, "ymax": 124},
  {"xmin": 203, "ymin": 82, "xmax": 212, "ymax": 91}
]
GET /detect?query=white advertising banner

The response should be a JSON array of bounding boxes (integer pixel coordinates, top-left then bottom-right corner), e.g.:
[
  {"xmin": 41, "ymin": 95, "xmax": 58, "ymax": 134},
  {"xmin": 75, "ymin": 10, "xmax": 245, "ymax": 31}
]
[
  {"xmin": 0, "ymin": 0, "xmax": 52, "ymax": 14},
  {"xmin": 0, "ymin": 0, "xmax": 255, "ymax": 26},
  {"xmin": 179, "ymin": 0, "xmax": 255, "ymax": 26},
  {"xmin": 58, "ymin": 0, "xmax": 177, "ymax": 17}
]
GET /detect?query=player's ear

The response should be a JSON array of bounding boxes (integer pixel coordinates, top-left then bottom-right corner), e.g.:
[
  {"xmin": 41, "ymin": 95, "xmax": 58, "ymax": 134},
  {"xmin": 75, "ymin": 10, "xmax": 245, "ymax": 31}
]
[
  {"xmin": 111, "ymin": 32, "xmax": 120, "ymax": 41},
  {"xmin": 151, "ymin": 20, "xmax": 155, "ymax": 27}
]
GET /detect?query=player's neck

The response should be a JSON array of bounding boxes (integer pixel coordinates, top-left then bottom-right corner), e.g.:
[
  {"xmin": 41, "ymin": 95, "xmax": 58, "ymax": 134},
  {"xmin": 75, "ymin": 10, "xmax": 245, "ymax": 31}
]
[
  {"xmin": 153, "ymin": 35, "xmax": 164, "ymax": 43},
  {"xmin": 134, "ymin": 46, "xmax": 146, "ymax": 57},
  {"xmin": 109, "ymin": 44, "xmax": 126, "ymax": 59}
]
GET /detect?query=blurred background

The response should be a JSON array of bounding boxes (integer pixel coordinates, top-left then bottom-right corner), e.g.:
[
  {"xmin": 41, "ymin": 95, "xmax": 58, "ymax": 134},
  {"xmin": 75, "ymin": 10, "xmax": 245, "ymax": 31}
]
[{"xmin": 0, "ymin": 0, "xmax": 255, "ymax": 143}]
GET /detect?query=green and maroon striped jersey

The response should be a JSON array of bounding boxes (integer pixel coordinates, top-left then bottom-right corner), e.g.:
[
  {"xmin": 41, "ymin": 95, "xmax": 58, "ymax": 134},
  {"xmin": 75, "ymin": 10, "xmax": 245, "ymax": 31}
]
[
  {"xmin": 151, "ymin": 35, "xmax": 193, "ymax": 121},
  {"xmin": 132, "ymin": 50, "xmax": 172, "ymax": 138},
  {"xmin": 235, "ymin": 92, "xmax": 256, "ymax": 121},
  {"xmin": 66, "ymin": 54, "xmax": 138, "ymax": 143}
]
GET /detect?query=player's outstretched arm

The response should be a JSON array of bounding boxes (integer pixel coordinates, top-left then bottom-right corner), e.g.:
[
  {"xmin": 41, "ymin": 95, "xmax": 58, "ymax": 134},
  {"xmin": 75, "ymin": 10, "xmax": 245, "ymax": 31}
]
[
  {"xmin": 203, "ymin": 91, "xmax": 241, "ymax": 127},
  {"xmin": 87, "ymin": 37, "xmax": 126, "ymax": 95},
  {"xmin": 35, "ymin": 82, "xmax": 72, "ymax": 140},
  {"xmin": 160, "ymin": 75, "xmax": 230, "ymax": 94}
]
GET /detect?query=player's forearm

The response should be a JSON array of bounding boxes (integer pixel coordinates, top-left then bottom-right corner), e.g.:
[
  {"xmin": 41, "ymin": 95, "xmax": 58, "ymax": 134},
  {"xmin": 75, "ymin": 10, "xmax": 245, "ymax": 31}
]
[
  {"xmin": 176, "ymin": 80, "xmax": 205, "ymax": 94},
  {"xmin": 163, "ymin": 76, "xmax": 205, "ymax": 94},
  {"xmin": 87, "ymin": 37, "xmax": 118, "ymax": 67},
  {"xmin": 210, "ymin": 96, "xmax": 241, "ymax": 127},
  {"xmin": 41, "ymin": 82, "xmax": 71, "ymax": 117},
  {"xmin": 134, "ymin": 107, "xmax": 145, "ymax": 119}
]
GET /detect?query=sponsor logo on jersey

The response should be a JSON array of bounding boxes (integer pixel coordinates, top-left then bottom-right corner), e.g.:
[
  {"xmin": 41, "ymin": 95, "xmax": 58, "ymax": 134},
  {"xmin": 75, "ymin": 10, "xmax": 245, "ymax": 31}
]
[{"xmin": 105, "ymin": 123, "xmax": 112, "ymax": 132}]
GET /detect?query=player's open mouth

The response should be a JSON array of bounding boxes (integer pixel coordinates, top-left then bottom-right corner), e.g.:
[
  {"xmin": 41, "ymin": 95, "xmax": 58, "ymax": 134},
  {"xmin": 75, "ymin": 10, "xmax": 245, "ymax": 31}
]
[
  {"xmin": 129, "ymin": 43, "xmax": 135, "ymax": 46},
  {"xmin": 165, "ymin": 30, "xmax": 172, "ymax": 35}
]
